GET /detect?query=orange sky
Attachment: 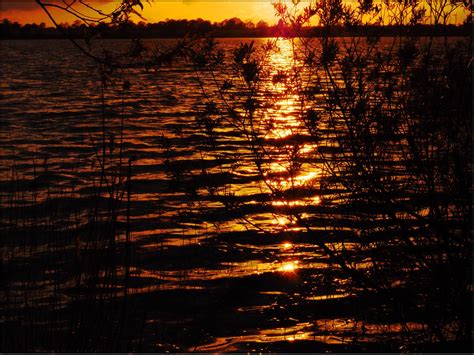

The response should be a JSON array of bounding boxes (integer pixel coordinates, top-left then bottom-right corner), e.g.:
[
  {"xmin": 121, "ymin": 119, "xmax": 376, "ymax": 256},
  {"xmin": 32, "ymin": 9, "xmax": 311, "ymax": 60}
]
[
  {"xmin": 0, "ymin": 1, "xmax": 279, "ymax": 24},
  {"xmin": 0, "ymin": 1, "xmax": 469, "ymax": 25}
]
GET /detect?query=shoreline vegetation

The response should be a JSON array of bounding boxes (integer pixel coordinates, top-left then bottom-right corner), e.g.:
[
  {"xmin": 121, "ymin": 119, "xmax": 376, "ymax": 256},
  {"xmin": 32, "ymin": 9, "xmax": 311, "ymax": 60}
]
[{"xmin": 0, "ymin": 18, "xmax": 471, "ymax": 39}]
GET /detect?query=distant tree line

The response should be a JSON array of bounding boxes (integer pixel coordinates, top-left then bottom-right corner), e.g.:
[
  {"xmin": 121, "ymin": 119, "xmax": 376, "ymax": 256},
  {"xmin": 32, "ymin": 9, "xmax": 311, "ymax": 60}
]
[{"xmin": 0, "ymin": 17, "xmax": 470, "ymax": 39}]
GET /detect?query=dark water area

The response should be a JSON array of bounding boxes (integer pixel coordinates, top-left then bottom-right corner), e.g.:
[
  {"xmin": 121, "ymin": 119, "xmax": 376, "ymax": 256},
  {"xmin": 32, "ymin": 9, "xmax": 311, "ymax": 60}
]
[{"xmin": 0, "ymin": 38, "xmax": 471, "ymax": 352}]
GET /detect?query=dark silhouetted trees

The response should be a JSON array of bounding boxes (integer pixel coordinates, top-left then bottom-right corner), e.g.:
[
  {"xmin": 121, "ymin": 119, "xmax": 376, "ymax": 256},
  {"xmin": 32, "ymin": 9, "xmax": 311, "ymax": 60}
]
[{"xmin": 1, "ymin": 17, "xmax": 470, "ymax": 39}]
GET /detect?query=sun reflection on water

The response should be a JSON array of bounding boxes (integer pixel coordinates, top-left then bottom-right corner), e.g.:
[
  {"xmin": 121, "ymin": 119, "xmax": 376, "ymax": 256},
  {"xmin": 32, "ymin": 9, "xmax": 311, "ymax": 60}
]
[
  {"xmin": 272, "ymin": 196, "xmax": 321, "ymax": 207},
  {"xmin": 258, "ymin": 38, "xmax": 322, "ymax": 214},
  {"xmin": 279, "ymin": 260, "xmax": 299, "ymax": 273}
]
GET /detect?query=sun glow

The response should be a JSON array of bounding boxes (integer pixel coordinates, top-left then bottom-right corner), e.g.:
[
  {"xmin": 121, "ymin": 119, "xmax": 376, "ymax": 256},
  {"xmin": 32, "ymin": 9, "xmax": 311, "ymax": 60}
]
[
  {"xmin": 280, "ymin": 261, "xmax": 299, "ymax": 273},
  {"xmin": 273, "ymin": 216, "xmax": 292, "ymax": 226}
]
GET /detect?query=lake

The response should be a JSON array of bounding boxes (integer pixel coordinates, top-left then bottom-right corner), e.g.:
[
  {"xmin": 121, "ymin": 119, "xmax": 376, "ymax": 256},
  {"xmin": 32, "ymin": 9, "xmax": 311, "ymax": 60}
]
[{"xmin": 0, "ymin": 37, "xmax": 470, "ymax": 352}]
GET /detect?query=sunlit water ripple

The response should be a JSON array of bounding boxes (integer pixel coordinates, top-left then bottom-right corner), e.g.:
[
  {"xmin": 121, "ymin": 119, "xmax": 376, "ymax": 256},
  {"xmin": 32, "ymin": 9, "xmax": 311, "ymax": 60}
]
[{"xmin": 0, "ymin": 38, "xmax": 428, "ymax": 351}]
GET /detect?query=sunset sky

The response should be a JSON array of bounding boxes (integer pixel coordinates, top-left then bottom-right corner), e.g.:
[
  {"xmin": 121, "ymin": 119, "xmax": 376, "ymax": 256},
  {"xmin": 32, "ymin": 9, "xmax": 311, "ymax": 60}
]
[
  {"xmin": 0, "ymin": 1, "xmax": 279, "ymax": 24},
  {"xmin": 0, "ymin": 0, "xmax": 469, "ymax": 25}
]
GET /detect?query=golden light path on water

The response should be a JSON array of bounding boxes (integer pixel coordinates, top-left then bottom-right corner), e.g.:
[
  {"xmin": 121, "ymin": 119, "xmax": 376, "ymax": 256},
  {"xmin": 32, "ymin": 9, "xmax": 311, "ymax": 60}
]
[
  {"xmin": 261, "ymin": 39, "xmax": 322, "ymax": 217},
  {"xmin": 132, "ymin": 39, "xmax": 323, "ymax": 288}
]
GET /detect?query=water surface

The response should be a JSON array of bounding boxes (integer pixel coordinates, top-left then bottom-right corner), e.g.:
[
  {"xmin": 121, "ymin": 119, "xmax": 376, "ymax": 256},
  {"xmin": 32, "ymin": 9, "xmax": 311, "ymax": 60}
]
[{"xmin": 0, "ymin": 37, "xmax": 433, "ymax": 351}]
